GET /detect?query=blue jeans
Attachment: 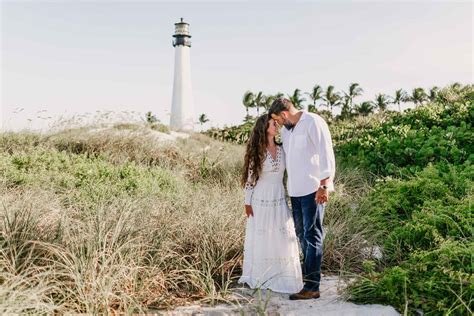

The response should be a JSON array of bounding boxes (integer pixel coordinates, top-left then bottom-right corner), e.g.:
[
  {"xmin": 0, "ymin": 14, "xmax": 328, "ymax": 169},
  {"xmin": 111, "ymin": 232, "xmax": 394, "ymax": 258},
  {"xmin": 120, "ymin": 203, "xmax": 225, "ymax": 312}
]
[{"xmin": 291, "ymin": 191, "xmax": 325, "ymax": 292}]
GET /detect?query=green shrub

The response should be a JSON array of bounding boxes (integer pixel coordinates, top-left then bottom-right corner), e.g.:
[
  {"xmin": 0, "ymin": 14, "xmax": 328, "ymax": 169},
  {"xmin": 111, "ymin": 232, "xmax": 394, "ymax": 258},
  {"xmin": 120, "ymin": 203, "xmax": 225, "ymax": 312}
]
[
  {"xmin": 350, "ymin": 239, "xmax": 473, "ymax": 315},
  {"xmin": 344, "ymin": 85, "xmax": 473, "ymax": 315},
  {"xmin": 335, "ymin": 85, "xmax": 473, "ymax": 176},
  {"xmin": 205, "ymin": 121, "xmax": 253, "ymax": 144},
  {"xmin": 350, "ymin": 163, "xmax": 473, "ymax": 314}
]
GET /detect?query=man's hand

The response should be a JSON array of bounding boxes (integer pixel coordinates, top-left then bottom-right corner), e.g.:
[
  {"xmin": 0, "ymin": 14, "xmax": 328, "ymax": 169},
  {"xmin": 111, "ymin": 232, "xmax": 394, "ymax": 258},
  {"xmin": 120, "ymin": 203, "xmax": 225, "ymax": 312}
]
[
  {"xmin": 316, "ymin": 188, "xmax": 329, "ymax": 204},
  {"xmin": 245, "ymin": 205, "xmax": 254, "ymax": 217}
]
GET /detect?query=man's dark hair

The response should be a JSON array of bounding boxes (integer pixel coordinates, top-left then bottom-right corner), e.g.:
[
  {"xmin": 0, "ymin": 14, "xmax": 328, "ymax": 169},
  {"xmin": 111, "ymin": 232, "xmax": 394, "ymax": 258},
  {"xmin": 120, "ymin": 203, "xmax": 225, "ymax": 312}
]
[{"xmin": 268, "ymin": 97, "xmax": 294, "ymax": 116}]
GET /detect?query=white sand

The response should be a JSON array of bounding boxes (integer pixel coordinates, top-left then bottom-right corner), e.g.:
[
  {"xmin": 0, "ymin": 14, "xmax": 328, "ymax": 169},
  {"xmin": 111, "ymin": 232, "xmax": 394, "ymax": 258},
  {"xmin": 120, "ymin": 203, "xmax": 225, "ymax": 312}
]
[{"xmin": 160, "ymin": 276, "xmax": 400, "ymax": 316}]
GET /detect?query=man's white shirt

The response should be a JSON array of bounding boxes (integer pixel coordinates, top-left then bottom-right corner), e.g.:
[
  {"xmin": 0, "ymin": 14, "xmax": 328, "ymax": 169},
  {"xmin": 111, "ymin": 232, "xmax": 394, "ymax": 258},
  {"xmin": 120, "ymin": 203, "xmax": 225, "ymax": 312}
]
[{"xmin": 281, "ymin": 111, "xmax": 336, "ymax": 197}]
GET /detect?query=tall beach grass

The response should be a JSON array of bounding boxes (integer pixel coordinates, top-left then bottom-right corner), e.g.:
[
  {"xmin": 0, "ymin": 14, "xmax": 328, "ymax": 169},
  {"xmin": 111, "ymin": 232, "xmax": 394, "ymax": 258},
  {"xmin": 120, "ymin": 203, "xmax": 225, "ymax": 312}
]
[{"xmin": 0, "ymin": 122, "xmax": 378, "ymax": 313}]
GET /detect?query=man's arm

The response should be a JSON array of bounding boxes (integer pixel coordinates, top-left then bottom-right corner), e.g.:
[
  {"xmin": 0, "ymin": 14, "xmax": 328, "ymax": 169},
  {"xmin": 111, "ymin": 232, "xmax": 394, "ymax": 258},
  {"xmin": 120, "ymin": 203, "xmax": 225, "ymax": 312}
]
[{"xmin": 308, "ymin": 116, "xmax": 336, "ymax": 203}]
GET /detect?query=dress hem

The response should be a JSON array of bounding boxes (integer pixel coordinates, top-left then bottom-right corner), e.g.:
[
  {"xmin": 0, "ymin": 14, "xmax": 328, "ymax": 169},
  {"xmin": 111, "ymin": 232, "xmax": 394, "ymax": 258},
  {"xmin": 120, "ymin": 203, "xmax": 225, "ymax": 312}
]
[{"xmin": 237, "ymin": 277, "xmax": 303, "ymax": 294}]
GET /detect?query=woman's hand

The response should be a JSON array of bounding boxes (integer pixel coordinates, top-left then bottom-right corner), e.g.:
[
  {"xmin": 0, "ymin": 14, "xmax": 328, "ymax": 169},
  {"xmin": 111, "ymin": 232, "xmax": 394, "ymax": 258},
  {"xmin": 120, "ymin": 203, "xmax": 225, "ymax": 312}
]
[{"xmin": 245, "ymin": 205, "xmax": 254, "ymax": 217}]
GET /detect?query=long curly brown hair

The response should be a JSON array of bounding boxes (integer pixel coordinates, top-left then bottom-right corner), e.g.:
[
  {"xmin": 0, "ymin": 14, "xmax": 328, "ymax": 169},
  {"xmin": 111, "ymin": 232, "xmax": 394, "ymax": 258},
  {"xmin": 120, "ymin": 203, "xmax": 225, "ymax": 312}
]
[{"xmin": 241, "ymin": 114, "xmax": 279, "ymax": 188}]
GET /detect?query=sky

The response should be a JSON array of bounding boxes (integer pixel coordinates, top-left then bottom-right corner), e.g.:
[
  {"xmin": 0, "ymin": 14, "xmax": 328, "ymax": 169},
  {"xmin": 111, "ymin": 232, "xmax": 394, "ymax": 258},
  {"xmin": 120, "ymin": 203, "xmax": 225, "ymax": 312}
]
[{"xmin": 1, "ymin": 0, "xmax": 473, "ymax": 132}]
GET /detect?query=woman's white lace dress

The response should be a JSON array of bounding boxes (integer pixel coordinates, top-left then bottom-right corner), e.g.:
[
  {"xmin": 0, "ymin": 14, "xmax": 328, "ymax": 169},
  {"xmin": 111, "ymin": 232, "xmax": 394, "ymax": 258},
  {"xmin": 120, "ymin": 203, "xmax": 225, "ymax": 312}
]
[{"xmin": 238, "ymin": 145, "xmax": 304, "ymax": 293}]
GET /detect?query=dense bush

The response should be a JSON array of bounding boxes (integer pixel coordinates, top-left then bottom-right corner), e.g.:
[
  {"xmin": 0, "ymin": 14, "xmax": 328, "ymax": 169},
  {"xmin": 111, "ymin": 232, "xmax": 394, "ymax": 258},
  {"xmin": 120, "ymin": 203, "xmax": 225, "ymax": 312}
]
[
  {"xmin": 205, "ymin": 110, "xmax": 334, "ymax": 145},
  {"xmin": 349, "ymin": 164, "xmax": 473, "ymax": 314},
  {"xmin": 205, "ymin": 121, "xmax": 253, "ymax": 145},
  {"xmin": 335, "ymin": 85, "xmax": 473, "ymax": 176},
  {"xmin": 345, "ymin": 85, "xmax": 473, "ymax": 315}
]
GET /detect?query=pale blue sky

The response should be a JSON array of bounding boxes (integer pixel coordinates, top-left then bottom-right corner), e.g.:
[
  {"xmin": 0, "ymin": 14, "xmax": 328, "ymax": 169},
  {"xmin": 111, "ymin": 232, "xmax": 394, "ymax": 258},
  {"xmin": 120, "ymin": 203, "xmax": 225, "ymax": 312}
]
[{"xmin": 1, "ymin": 1, "xmax": 472, "ymax": 131}]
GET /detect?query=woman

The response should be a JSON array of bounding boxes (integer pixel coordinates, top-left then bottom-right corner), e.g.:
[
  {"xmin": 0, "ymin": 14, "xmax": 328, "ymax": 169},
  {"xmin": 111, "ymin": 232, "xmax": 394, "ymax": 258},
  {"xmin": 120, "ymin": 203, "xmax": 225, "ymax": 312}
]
[{"xmin": 238, "ymin": 114, "xmax": 303, "ymax": 293}]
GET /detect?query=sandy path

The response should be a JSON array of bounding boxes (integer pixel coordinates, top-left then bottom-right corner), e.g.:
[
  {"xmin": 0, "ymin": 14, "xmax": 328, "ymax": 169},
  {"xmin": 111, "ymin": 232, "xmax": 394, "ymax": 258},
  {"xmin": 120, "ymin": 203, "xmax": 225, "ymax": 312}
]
[{"xmin": 159, "ymin": 276, "xmax": 400, "ymax": 315}]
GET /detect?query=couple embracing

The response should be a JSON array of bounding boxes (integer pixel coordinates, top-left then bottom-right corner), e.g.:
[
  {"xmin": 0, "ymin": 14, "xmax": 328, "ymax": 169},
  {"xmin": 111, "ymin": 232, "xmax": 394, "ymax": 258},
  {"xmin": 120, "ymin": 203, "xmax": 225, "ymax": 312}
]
[{"xmin": 238, "ymin": 97, "xmax": 336, "ymax": 300}]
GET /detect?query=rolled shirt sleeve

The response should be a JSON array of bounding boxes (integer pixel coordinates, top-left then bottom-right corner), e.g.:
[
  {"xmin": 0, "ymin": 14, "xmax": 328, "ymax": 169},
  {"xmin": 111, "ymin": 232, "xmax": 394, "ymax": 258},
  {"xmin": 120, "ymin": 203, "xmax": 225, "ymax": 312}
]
[{"xmin": 308, "ymin": 116, "xmax": 336, "ymax": 191}]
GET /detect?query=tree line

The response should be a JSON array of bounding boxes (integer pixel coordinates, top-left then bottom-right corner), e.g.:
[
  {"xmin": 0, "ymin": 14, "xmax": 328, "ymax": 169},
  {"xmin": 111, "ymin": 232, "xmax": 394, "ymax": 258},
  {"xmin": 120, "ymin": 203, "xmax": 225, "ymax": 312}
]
[{"xmin": 240, "ymin": 83, "xmax": 460, "ymax": 122}]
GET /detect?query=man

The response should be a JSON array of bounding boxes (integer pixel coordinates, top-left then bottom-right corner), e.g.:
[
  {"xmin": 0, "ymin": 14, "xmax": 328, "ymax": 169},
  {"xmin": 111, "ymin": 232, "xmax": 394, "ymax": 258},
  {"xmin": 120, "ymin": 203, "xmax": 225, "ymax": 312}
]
[{"xmin": 268, "ymin": 98, "xmax": 336, "ymax": 300}]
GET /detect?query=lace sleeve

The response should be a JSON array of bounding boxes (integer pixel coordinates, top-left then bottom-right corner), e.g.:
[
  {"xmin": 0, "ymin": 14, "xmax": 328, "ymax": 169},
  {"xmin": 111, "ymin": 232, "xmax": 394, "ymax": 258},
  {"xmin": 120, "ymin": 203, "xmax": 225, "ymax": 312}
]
[{"xmin": 244, "ymin": 166, "xmax": 255, "ymax": 205}]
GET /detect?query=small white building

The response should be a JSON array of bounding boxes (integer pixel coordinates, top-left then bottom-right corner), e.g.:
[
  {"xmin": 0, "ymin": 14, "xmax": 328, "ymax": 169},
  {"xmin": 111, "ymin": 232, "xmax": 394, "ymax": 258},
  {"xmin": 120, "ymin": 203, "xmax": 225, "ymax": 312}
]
[{"xmin": 170, "ymin": 18, "xmax": 194, "ymax": 131}]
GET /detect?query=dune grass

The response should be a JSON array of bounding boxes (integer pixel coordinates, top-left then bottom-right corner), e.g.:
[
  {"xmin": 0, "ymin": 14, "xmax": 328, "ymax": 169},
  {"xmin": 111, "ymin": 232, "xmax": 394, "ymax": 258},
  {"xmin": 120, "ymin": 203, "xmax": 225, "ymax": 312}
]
[{"xmin": 0, "ymin": 123, "xmax": 377, "ymax": 313}]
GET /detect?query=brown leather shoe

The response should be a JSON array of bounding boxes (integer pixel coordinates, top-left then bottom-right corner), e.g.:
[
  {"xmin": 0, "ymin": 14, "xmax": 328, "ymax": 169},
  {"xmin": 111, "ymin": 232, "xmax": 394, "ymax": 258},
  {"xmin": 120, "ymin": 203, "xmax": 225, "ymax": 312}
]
[{"xmin": 289, "ymin": 289, "xmax": 320, "ymax": 300}]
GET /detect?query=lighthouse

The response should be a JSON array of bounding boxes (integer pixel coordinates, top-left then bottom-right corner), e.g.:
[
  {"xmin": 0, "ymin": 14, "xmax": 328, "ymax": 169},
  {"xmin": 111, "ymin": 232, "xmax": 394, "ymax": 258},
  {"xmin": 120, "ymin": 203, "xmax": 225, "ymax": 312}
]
[{"xmin": 170, "ymin": 18, "xmax": 194, "ymax": 131}]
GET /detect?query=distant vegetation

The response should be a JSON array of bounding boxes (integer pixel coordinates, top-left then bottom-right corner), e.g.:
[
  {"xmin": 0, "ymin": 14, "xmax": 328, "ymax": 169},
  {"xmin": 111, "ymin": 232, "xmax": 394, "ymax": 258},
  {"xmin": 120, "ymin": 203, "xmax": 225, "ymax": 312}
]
[
  {"xmin": 205, "ymin": 83, "xmax": 462, "ymax": 145},
  {"xmin": 241, "ymin": 82, "xmax": 445, "ymax": 121}
]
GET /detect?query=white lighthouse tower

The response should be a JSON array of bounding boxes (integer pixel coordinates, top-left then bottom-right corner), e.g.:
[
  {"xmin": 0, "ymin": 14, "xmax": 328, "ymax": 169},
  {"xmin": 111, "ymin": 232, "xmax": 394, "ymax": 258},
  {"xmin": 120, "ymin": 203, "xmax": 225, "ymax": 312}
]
[{"xmin": 170, "ymin": 18, "xmax": 194, "ymax": 131}]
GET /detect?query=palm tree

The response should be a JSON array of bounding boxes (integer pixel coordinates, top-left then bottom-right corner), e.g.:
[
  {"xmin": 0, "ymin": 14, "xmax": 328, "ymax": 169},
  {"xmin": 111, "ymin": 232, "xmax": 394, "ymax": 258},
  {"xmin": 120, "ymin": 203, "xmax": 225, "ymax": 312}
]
[
  {"xmin": 307, "ymin": 104, "xmax": 318, "ymax": 113},
  {"xmin": 355, "ymin": 101, "xmax": 375, "ymax": 116},
  {"xmin": 288, "ymin": 89, "xmax": 305, "ymax": 110},
  {"xmin": 345, "ymin": 83, "xmax": 363, "ymax": 111},
  {"xmin": 242, "ymin": 91, "xmax": 255, "ymax": 118},
  {"xmin": 450, "ymin": 82, "xmax": 462, "ymax": 91},
  {"xmin": 374, "ymin": 94, "xmax": 390, "ymax": 112},
  {"xmin": 254, "ymin": 91, "xmax": 264, "ymax": 115},
  {"xmin": 392, "ymin": 89, "xmax": 408, "ymax": 112},
  {"xmin": 262, "ymin": 95, "xmax": 276, "ymax": 112},
  {"xmin": 339, "ymin": 95, "xmax": 352, "ymax": 119},
  {"xmin": 145, "ymin": 111, "xmax": 158, "ymax": 124},
  {"xmin": 306, "ymin": 84, "xmax": 323, "ymax": 111},
  {"xmin": 428, "ymin": 86, "xmax": 439, "ymax": 102},
  {"xmin": 410, "ymin": 88, "xmax": 428, "ymax": 106},
  {"xmin": 198, "ymin": 113, "xmax": 209, "ymax": 126},
  {"xmin": 323, "ymin": 85, "xmax": 341, "ymax": 113}
]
